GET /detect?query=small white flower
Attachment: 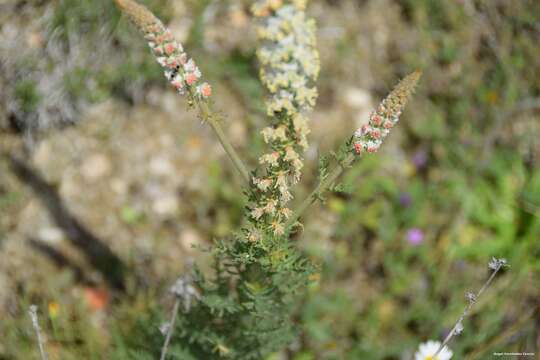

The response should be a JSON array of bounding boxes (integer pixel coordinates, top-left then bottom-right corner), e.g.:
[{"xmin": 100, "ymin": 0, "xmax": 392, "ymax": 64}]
[
  {"xmin": 280, "ymin": 207, "xmax": 293, "ymax": 219},
  {"xmin": 264, "ymin": 199, "xmax": 277, "ymax": 215},
  {"xmin": 251, "ymin": 207, "xmax": 265, "ymax": 220},
  {"xmin": 253, "ymin": 177, "xmax": 272, "ymax": 191},
  {"xmin": 261, "ymin": 127, "xmax": 275, "ymax": 143},
  {"xmin": 275, "ymin": 171, "xmax": 288, "ymax": 189},
  {"xmin": 280, "ymin": 189, "xmax": 293, "ymax": 202},
  {"xmin": 157, "ymin": 57, "xmax": 167, "ymax": 67},
  {"xmin": 274, "ymin": 126, "xmax": 288, "ymax": 141},
  {"xmin": 260, "ymin": 152, "xmax": 280, "ymax": 167},
  {"xmin": 283, "ymin": 146, "xmax": 299, "ymax": 162},
  {"xmin": 183, "ymin": 59, "xmax": 196, "ymax": 72},
  {"xmin": 271, "ymin": 220, "xmax": 285, "ymax": 236},
  {"xmin": 414, "ymin": 340, "xmax": 453, "ymax": 360}
]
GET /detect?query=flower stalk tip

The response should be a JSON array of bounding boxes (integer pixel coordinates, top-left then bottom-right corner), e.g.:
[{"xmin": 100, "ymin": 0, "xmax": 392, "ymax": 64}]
[
  {"xmin": 353, "ymin": 70, "xmax": 422, "ymax": 155},
  {"xmin": 114, "ymin": 0, "xmax": 158, "ymax": 29}
]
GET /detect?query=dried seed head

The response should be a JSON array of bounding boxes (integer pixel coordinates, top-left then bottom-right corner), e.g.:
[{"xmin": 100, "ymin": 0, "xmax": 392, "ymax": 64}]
[
  {"xmin": 170, "ymin": 275, "xmax": 201, "ymax": 312},
  {"xmin": 488, "ymin": 257, "xmax": 508, "ymax": 270},
  {"xmin": 465, "ymin": 292, "xmax": 477, "ymax": 303}
]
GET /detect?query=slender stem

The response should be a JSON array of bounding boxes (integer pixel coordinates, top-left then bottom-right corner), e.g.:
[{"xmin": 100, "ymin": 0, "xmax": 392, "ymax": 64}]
[
  {"xmin": 285, "ymin": 153, "xmax": 355, "ymax": 230},
  {"xmin": 28, "ymin": 305, "xmax": 48, "ymax": 360},
  {"xmin": 195, "ymin": 99, "xmax": 251, "ymax": 185},
  {"xmin": 160, "ymin": 298, "xmax": 181, "ymax": 360},
  {"xmin": 433, "ymin": 264, "xmax": 504, "ymax": 358}
]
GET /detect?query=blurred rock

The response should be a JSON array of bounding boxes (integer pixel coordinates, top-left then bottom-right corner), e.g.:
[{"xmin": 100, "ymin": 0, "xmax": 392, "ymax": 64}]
[
  {"xmin": 185, "ymin": 136, "xmax": 203, "ymax": 162},
  {"xmin": 26, "ymin": 31, "xmax": 45, "ymax": 49},
  {"xmin": 110, "ymin": 178, "xmax": 128, "ymax": 196},
  {"xmin": 180, "ymin": 228, "xmax": 202, "ymax": 252},
  {"xmin": 33, "ymin": 141, "xmax": 53, "ymax": 168},
  {"xmin": 169, "ymin": 18, "xmax": 192, "ymax": 44},
  {"xmin": 81, "ymin": 154, "xmax": 111, "ymax": 182},
  {"xmin": 38, "ymin": 226, "xmax": 63, "ymax": 244},
  {"xmin": 343, "ymin": 87, "xmax": 373, "ymax": 129},
  {"xmin": 344, "ymin": 87, "xmax": 371, "ymax": 109},
  {"xmin": 229, "ymin": 120, "xmax": 247, "ymax": 146},
  {"xmin": 149, "ymin": 156, "xmax": 175, "ymax": 177},
  {"xmin": 152, "ymin": 194, "xmax": 179, "ymax": 216}
]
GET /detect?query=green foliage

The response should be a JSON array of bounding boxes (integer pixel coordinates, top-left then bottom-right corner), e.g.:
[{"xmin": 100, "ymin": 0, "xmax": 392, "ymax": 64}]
[
  {"xmin": 124, "ymin": 231, "xmax": 316, "ymax": 359},
  {"xmin": 120, "ymin": 206, "xmax": 145, "ymax": 225},
  {"xmin": 14, "ymin": 80, "xmax": 41, "ymax": 113},
  {"xmin": 84, "ymin": 219, "xmax": 309, "ymax": 359}
]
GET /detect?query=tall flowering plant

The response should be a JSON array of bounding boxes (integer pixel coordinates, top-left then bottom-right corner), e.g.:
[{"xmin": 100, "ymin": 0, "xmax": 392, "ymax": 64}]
[{"xmin": 108, "ymin": 1, "xmax": 489, "ymax": 359}]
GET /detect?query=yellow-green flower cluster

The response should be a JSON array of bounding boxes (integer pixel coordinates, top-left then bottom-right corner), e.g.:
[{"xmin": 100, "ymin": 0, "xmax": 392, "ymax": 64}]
[{"xmin": 250, "ymin": 1, "xmax": 320, "ymax": 237}]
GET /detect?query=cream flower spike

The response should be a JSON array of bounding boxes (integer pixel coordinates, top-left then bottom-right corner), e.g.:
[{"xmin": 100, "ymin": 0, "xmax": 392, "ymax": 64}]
[{"xmin": 249, "ymin": 0, "xmax": 320, "ymax": 235}]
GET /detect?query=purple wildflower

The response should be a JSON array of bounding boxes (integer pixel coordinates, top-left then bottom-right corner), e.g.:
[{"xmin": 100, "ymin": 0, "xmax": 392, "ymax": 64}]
[
  {"xmin": 412, "ymin": 149, "xmax": 428, "ymax": 169},
  {"xmin": 406, "ymin": 228, "xmax": 424, "ymax": 245},
  {"xmin": 399, "ymin": 192, "xmax": 412, "ymax": 207}
]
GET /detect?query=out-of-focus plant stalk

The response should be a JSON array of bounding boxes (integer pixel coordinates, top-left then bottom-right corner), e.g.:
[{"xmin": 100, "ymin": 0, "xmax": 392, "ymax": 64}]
[
  {"xmin": 160, "ymin": 275, "xmax": 200, "ymax": 360},
  {"xmin": 159, "ymin": 298, "xmax": 180, "ymax": 360},
  {"xmin": 28, "ymin": 305, "xmax": 48, "ymax": 360}
]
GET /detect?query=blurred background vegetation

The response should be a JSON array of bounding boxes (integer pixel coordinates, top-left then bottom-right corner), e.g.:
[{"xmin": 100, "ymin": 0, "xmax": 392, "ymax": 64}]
[{"xmin": 0, "ymin": 0, "xmax": 539, "ymax": 359}]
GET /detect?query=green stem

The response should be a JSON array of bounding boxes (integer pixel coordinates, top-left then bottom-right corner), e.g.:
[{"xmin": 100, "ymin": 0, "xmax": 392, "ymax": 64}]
[
  {"xmin": 195, "ymin": 99, "xmax": 251, "ymax": 185},
  {"xmin": 285, "ymin": 153, "xmax": 355, "ymax": 230}
]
